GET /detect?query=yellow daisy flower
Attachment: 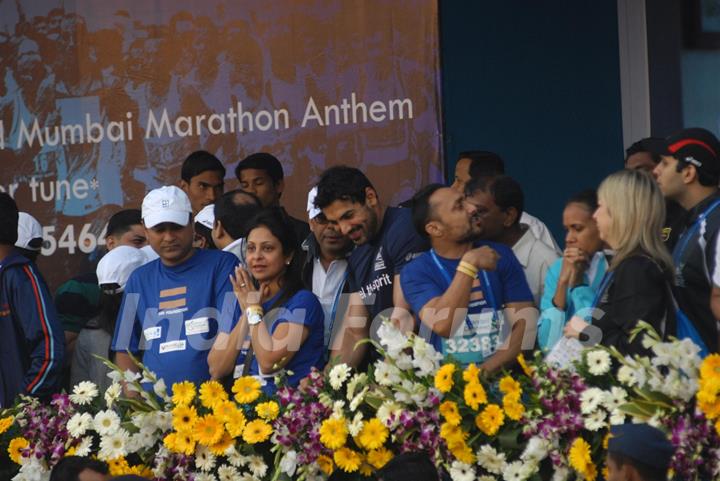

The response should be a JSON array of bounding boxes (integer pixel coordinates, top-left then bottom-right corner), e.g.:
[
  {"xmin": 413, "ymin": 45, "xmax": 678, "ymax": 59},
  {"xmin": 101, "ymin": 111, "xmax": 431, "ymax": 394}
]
[
  {"xmin": 359, "ymin": 461, "xmax": 373, "ymax": 477},
  {"xmin": 356, "ymin": 418, "xmax": 388, "ymax": 450},
  {"xmin": 700, "ymin": 354, "xmax": 720, "ymax": 380},
  {"xmin": 209, "ymin": 430, "xmax": 234, "ymax": 456},
  {"xmin": 334, "ymin": 447, "xmax": 362, "ymax": 473},
  {"xmin": 463, "ymin": 381, "xmax": 487, "ymax": 410},
  {"xmin": 163, "ymin": 431, "xmax": 196, "ymax": 456},
  {"xmin": 232, "ymin": 376, "xmax": 262, "ymax": 404},
  {"xmin": 439, "ymin": 401, "xmax": 462, "ymax": 426},
  {"xmin": 65, "ymin": 446, "xmax": 76, "ymax": 457},
  {"xmin": 0, "ymin": 416, "xmax": 14, "ymax": 435},
  {"xmin": 569, "ymin": 437, "xmax": 593, "ymax": 475},
  {"xmin": 440, "ymin": 422, "xmax": 467, "ymax": 444},
  {"xmin": 242, "ymin": 419, "xmax": 272, "ymax": 444},
  {"xmin": 199, "ymin": 380, "xmax": 228, "ymax": 409},
  {"xmin": 194, "ymin": 414, "xmax": 224, "ymax": 446},
  {"xmin": 171, "ymin": 405, "xmax": 198, "ymax": 432},
  {"xmin": 476, "ymin": 403, "xmax": 505, "ymax": 436},
  {"xmin": 448, "ymin": 438, "xmax": 475, "ymax": 464},
  {"xmin": 367, "ymin": 447, "xmax": 393, "ymax": 469},
  {"xmin": 498, "ymin": 375, "xmax": 521, "ymax": 396},
  {"xmin": 107, "ymin": 457, "xmax": 130, "ymax": 476},
  {"xmin": 214, "ymin": 400, "xmax": 239, "ymax": 423},
  {"xmin": 503, "ymin": 393, "xmax": 525, "ymax": 421},
  {"xmin": 255, "ymin": 401, "xmax": 280, "ymax": 421},
  {"xmin": 317, "ymin": 454, "xmax": 334, "ymax": 475},
  {"xmin": 434, "ymin": 364, "xmax": 456, "ymax": 393},
  {"xmin": 320, "ymin": 417, "xmax": 349, "ymax": 449},
  {"xmin": 171, "ymin": 381, "xmax": 196, "ymax": 406},
  {"xmin": 462, "ymin": 363, "xmax": 481, "ymax": 383},
  {"xmin": 8, "ymin": 437, "xmax": 28, "ymax": 465},
  {"xmin": 224, "ymin": 406, "xmax": 248, "ymax": 439}
]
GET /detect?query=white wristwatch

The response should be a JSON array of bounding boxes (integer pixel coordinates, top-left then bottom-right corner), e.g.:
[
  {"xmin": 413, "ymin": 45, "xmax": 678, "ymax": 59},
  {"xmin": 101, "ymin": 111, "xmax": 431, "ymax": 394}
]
[{"xmin": 247, "ymin": 306, "xmax": 263, "ymax": 325}]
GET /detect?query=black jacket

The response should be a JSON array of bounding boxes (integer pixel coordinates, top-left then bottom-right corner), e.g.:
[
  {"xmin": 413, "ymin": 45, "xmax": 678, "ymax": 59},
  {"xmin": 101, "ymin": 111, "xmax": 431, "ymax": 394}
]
[{"xmin": 592, "ymin": 253, "xmax": 675, "ymax": 357}]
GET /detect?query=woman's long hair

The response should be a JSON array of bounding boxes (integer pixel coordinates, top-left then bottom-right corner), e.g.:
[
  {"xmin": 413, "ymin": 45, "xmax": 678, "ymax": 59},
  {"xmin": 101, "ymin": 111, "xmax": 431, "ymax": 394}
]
[
  {"xmin": 244, "ymin": 208, "xmax": 304, "ymax": 310},
  {"xmin": 597, "ymin": 169, "xmax": 673, "ymax": 273}
]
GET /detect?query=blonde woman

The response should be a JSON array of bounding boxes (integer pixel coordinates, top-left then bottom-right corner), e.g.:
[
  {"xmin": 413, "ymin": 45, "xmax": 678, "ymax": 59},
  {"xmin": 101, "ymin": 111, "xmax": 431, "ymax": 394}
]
[{"xmin": 564, "ymin": 169, "xmax": 674, "ymax": 356}]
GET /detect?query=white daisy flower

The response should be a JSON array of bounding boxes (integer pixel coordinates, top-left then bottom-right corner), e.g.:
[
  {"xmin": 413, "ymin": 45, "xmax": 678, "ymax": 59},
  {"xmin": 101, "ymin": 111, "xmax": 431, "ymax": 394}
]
[
  {"xmin": 584, "ymin": 410, "xmax": 607, "ymax": 431},
  {"xmin": 67, "ymin": 412, "xmax": 93, "ymax": 438},
  {"xmin": 98, "ymin": 428, "xmax": 130, "ymax": 460},
  {"xmin": 73, "ymin": 436, "xmax": 93, "ymax": 457},
  {"xmin": 374, "ymin": 360, "xmax": 401, "ymax": 386},
  {"xmin": 602, "ymin": 386, "xmax": 627, "ymax": 411},
  {"xmin": 503, "ymin": 461, "xmax": 530, "ymax": 481},
  {"xmin": 328, "ymin": 364, "xmax": 352, "ymax": 390},
  {"xmin": 586, "ymin": 350, "xmax": 611, "ymax": 376},
  {"xmin": 476, "ymin": 444, "xmax": 507, "ymax": 474},
  {"xmin": 551, "ymin": 467, "xmax": 570, "ymax": 481},
  {"xmin": 225, "ymin": 445, "xmax": 245, "ymax": 468},
  {"xmin": 93, "ymin": 410, "xmax": 120, "ymax": 436},
  {"xmin": 70, "ymin": 381, "xmax": 98, "ymax": 405},
  {"xmin": 248, "ymin": 455, "xmax": 268, "ymax": 478},
  {"xmin": 194, "ymin": 473, "xmax": 217, "ymax": 481},
  {"xmin": 376, "ymin": 401, "xmax": 402, "ymax": 428},
  {"xmin": 448, "ymin": 461, "xmax": 475, "ymax": 481},
  {"xmin": 579, "ymin": 388, "xmax": 605, "ymax": 415},
  {"xmin": 195, "ymin": 445, "xmax": 217, "ymax": 472},
  {"xmin": 478, "ymin": 477, "xmax": 497, "ymax": 481},
  {"xmin": 217, "ymin": 465, "xmax": 239, "ymax": 481}
]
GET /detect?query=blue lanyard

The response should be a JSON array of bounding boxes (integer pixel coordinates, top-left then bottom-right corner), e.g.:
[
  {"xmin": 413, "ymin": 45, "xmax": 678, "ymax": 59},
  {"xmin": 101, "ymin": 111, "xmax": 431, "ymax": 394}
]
[
  {"xmin": 429, "ymin": 249, "xmax": 498, "ymax": 328},
  {"xmin": 327, "ymin": 270, "xmax": 349, "ymax": 338},
  {"xmin": 591, "ymin": 270, "xmax": 615, "ymax": 310},
  {"xmin": 673, "ymin": 199, "xmax": 720, "ymax": 263}
]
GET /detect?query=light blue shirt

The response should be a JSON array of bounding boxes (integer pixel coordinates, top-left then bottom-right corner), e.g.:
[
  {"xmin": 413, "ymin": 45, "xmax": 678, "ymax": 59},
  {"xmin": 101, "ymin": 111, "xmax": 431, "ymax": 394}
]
[{"xmin": 538, "ymin": 251, "xmax": 608, "ymax": 351}]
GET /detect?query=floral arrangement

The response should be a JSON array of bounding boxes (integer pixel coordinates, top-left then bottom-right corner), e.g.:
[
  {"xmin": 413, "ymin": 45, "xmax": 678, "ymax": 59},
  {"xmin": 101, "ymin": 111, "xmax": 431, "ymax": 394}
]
[{"xmin": 1, "ymin": 321, "xmax": 719, "ymax": 481}]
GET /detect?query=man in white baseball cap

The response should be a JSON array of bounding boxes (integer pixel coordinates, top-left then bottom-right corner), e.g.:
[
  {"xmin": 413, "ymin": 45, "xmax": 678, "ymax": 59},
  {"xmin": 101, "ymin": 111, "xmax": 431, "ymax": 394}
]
[
  {"xmin": 193, "ymin": 203, "xmax": 216, "ymax": 249},
  {"xmin": 111, "ymin": 186, "xmax": 242, "ymax": 393},
  {"xmin": 15, "ymin": 212, "xmax": 43, "ymax": 262}
]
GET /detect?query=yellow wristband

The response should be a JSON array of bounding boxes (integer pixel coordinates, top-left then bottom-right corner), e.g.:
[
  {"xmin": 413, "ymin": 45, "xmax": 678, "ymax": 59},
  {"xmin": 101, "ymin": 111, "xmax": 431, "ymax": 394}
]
[
  {"xmin": 456, "ymin": 265, "xmax": 476, "ymax": 279},
  {"xmin": 459, "ymin": 261, "xmax": 479, "ymax": 276}
]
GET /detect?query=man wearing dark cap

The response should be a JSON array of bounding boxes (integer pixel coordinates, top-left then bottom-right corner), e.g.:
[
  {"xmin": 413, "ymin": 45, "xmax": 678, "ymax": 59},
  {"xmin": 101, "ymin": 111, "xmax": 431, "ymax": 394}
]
[
  {"xmin": 653, "ymin": 127, "xmax": 720, "ymax": 354},
  {"xmin": 625, "ymin": 137, "xmax": 686, "ymax": 248},
  {"xmin": 606, "ymin": 423, "xmax": 673, "ymax": 481},
  {"xmin": 235, "ymin": 152, "xmax": 310, "ymax": 244}
]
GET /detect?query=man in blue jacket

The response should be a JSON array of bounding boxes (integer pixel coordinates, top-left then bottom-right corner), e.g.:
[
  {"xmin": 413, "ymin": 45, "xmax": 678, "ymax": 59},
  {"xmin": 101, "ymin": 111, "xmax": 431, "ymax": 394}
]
[{"xmin": 0, "ymin": 193, "xmax": 64, "ymax": 407}]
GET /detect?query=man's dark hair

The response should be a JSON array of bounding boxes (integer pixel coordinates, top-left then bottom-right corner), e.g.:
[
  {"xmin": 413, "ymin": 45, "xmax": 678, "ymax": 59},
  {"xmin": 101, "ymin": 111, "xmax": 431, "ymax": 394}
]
[
  {"xmin": 459, "ymin": 150, "xmax": 505, "ymax": 178},
  {"xmin": 214, "ymin": 189, "xmax": 262, "ymax": 239},
  {"xmin": 608, "ymin": 452, "xmax": 668, "ymax": 481},
  {"xmin": 467, "ymin": 175, "xmax": 524, "ymax": 226},
  {"xmin": 410, "ymin": 183, "xmax": 445, "ymax": 237},
  {"xmin": 0, "ymin": 192, "xmax": 19, "ymax": 246},
  {"xmin": 675, "ymin": 158, "xmax": 720, "ymax": 187},
  {"xmin": 314, "ymin": 166, "xmax": 374, "ymax": 209},
  {"xmin": 180, "ymin": 150, "xmax": 226, "ymax": 182},
  {"xmin": 234, "ymin": 152, "xmax": 284, "ymax": 184},
  {"xmin": 106, "ymin": 209, "xmax": 142, "ymax": 238},
  {"xmin": 566, "ymin": 189, "xmax": 598, "ymax": 212},
  {"xmin": 625, "ymin": 137, "xmax": 665, "ymax": 164},
  {"xmin": 49, "ymin": 456, "xmax": 109, "ymax": 481},
  {"xmin": 376, "ymin": 452, "xmax": 440, "ymax": 481}
]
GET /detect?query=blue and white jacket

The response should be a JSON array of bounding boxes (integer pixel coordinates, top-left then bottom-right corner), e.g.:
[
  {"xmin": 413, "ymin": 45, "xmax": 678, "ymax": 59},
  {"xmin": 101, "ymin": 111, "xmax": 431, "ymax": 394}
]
[{"xmin": 0, "ymin": 252, "xmax": 63, "ymax": 407}]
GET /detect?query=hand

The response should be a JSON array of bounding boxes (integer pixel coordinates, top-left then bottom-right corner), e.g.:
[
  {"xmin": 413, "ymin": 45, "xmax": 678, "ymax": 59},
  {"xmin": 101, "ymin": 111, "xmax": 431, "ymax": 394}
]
[
  {"xmin": 563, "ymin": 315, "xmax": 589, "ymax": 339},
  {"xmin": 462, "ymin": 246, "xmax": 499, "ymax": 271},
  {"xmin": 230, "ymin": 266, "xmax": 270, "ymax": 311},
  {"xmin": 558, "ymin": 248, "xmax": 589, "ymax": 286}
]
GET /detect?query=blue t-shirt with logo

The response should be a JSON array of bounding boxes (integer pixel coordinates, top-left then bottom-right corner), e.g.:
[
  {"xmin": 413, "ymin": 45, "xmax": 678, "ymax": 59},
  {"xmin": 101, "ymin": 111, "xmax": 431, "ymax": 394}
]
[
  {"xmin": 249, "ymin": 289, "xmax": 325, "ymax": 393},
  {"xmin": 348, "ymin": 207, "xmax": 429, "ymax": 323},
  {"xmin": 400, "ymin": 241, "xmax": 533, "ymax": 357},
  {"xmin": 111, "ymin": 249, "xmax": 240, "ymax": 389}
]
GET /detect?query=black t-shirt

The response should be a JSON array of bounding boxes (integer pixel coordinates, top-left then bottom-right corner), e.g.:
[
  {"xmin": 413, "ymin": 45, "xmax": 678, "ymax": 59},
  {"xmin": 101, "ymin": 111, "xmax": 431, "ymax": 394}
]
[
  {"xmin": 348, "ymin": 207, "xmax": 429, "ymax": 324},
  {"xmin": 593, "ymin": 254, "xmax": 674, "ymax": 357},
  {"xmin": 662, "ymin": 199, "xmax": 686, "ymax": 251}
]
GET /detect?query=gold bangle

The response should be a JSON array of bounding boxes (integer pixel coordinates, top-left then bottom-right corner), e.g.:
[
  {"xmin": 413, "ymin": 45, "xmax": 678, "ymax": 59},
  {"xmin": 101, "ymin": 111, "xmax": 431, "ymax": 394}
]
[
  {"xmin": 456, "ymin": 265, "xmax": 476, "ymax": 279},
  {"xmin": 459, "ymin": 261, "xmax": 479, "ymax": 276}
]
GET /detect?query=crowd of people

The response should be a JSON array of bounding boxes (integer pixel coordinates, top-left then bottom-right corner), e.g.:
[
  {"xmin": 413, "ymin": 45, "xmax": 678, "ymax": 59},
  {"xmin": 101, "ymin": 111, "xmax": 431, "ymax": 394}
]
[{"xmin": 1, "ymin": 127, "xmax": 720, "ymax": 480}]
